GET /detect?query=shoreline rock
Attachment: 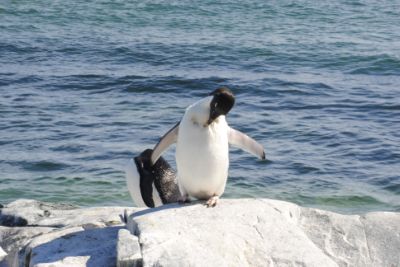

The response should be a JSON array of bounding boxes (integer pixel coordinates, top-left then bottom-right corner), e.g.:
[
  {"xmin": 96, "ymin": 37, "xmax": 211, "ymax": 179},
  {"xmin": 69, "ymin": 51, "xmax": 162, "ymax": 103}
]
[
  {"xmin": 0, "ymin": 199, "xmax": 139, "ymax": 267},
  {"xmin": 1, "ymin": 198, "xmax": 399, "ymax": 267}
]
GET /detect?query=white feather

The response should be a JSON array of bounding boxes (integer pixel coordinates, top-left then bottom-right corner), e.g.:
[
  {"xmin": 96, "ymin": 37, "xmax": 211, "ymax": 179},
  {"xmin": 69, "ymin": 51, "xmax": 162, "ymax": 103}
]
[
  {"xmin": 176, "ymin": 96, "xmax": 229, "ymax": 200},
  {"xmin": 125, "ymin": 159, "xmax": 147, "ymax": 207},
  {"xmin": 125, "ymin": 159, "xmax": 164, "ymax": 208}
]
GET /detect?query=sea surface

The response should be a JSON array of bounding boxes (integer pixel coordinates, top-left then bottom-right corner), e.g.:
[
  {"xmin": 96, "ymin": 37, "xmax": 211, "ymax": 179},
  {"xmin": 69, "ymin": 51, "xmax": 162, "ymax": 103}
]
[{"xmin": 1, "ymin": 0, "xmax": 399, "ymax": 213}]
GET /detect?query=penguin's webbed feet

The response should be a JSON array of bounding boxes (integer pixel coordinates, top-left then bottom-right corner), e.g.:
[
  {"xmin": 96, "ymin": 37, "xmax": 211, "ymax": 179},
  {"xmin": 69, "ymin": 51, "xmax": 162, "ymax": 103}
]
[{"xmin": 205, "ymin": 195, "xmax": 219, "ymax": 208}]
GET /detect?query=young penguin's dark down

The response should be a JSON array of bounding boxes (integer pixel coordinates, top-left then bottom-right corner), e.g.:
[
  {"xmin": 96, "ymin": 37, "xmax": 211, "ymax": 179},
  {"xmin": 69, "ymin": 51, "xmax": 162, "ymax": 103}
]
[{"xmin": 125, "ymin": 149, "xmax": 181, "ymax": 208}]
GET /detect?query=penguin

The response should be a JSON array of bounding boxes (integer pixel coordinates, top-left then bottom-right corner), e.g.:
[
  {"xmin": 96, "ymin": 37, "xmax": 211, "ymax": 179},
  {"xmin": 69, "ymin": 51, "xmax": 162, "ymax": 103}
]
[
  {"xmin": 125, "ymin": 148, "xmax": 181, "ymax": 208},
  {"xmin": 150, "ymin": 87, "xmax": 265, "ymax": 207}
]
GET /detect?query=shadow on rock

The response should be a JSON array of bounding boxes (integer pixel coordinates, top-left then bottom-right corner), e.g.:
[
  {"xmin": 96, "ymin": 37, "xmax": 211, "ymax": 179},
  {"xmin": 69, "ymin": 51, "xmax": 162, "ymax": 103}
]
[{"xmin": 25, "ymin": 226, "xmax": 123, "ymax": 267}]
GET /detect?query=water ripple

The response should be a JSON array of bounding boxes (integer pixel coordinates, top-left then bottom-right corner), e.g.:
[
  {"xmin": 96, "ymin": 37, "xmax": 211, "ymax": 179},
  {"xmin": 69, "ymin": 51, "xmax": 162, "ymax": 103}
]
[{"xmin": 0, "ymin": 0, "xmax": 399, "ymax": 212}]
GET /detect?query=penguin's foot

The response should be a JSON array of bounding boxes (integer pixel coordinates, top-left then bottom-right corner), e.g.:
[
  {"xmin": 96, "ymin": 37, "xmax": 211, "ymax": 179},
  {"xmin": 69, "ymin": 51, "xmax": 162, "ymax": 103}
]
[
  {"xmin": 205, "ymin": 195, "xmax": 219, "ymax": 208},
  {"xmin": 178, "ymin": 195, "xmax": 190, "ymax": 204}
]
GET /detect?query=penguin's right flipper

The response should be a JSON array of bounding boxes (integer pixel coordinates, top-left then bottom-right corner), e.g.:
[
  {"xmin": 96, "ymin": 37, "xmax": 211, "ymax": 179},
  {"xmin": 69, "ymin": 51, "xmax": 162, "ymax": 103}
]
[
  {"xmin": 228, "ymin": 127, "xmax": 265, "ymax": 160},
  {"xmin": 151, "ymin": 122, "xmax": 180, "ymax": 165}
]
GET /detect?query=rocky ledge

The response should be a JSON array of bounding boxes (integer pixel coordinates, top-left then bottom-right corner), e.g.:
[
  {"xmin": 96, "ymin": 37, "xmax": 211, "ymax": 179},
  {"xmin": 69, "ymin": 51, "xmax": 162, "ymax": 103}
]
[{"xmin": 1, "ymin": 199, "xmax": 399, "ymax": 267}]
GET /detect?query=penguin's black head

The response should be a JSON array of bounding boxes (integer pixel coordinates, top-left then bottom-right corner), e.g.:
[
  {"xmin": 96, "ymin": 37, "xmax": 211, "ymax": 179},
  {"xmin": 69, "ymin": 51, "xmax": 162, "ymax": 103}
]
[{"xmin": 207, "ymin": 87, "xmax": 235, "ymax": 125}]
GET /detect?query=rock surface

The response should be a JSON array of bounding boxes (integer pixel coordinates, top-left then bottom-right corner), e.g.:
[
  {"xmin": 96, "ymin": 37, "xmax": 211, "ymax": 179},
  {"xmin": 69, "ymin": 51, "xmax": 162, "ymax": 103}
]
[
  {"xmin": 0, "ymin": 247, "xmax": 6, "ymax": 262},
  {"xmin": 0, "ymin": 199, "xmax": 139, "ymax": 267},
  {"xmin": 1, "ymin": 198, "xmax": 400, "ymax": 267},
  {"xmin": 0, "ymin": 199, "xmax": 128, "ymax": 228},
  {"xmin": 26, "ymin": 226, "xmax": 123, "ymax": 267},
  {"xmin": 127, "ymin": 199, "xmax": 400, "ymax": 267},
  {"xmin": 117, "ymin": 229, "xmax": 142, "ymax": 267}
]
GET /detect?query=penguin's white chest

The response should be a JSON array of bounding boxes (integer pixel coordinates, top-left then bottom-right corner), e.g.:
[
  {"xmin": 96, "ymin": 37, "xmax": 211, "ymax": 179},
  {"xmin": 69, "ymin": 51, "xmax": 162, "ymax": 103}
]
[{"xmin": 176, "ymin": 117, "xmax": 229, "ymax": 199}]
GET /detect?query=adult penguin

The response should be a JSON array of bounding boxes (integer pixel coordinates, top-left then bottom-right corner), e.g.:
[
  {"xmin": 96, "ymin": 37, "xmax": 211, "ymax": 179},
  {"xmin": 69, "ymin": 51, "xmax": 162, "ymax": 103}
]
[{"xmin": 151, "ymin": 87, "xmax": 265, "ymax": 207}]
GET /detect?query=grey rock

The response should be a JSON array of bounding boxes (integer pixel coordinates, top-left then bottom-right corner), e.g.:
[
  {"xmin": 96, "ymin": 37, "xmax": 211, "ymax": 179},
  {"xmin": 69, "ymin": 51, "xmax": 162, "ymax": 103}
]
[
  {"xmin": 0, "ymin": 226, "xmax": 55, "ymax": 252},
  {"xmin": 0, "ymin": 226, "xmax": 55, "ymax": 267},
  {"xmin": 361, "ymin": 212, "xmax": 400, "ymax": 266},
  {"xmin": 0, "ymin": 246, "xmax": 6, "ymax": 262},
  {"xmin": 127, "ymin": 199, "xmax": 400, "ymax": 267},
  {"xmin": 299, "ymin": 208, "xmax": 400, "ymax": 267},
  {"xmin": 0, "ymin": 199, "xmax": 136, "ymax": 228},
  {"xmin": 117, "ymin": 229, "xmax": 142, "ymax": 267},
  {"xmin": 0, "ymin": 199, "xmax": 140, "ymax": 267},
  {"xmin": 2, "ymin": 198, "xmax": 399, "ymax": 267},
  {"xmin": 25, "ymin": 226, "xmax": 122, "ymax": 267},
  {"xmin": 0, "ymin": 199, "xmax": 76, "ymax": 227}
]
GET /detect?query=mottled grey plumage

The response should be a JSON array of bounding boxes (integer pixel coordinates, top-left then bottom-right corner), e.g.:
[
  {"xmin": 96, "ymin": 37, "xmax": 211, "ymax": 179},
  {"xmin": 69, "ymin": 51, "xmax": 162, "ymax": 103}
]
[{"xmin": 127, "ymin": 149, "xmax": 181, "ymax": 208}]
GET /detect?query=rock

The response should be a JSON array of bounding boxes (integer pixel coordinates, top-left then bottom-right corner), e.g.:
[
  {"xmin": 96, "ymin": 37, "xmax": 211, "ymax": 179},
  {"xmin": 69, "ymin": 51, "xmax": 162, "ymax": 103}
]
[
  {"xmin": 33, "ymin": 256, "xmax": 91, "ymax": 267},
  {"xmin": 298, "ymin": 208, "xmax": 400, "ymax": 266},
  {"xmin": 2, "ymin": 198, "xmax": 400, "ymax": 267},
  {"xmin": 25, "ymin": 226, "xmax": 122, "ymax": 267},
  {"xmin": 0, "ymin": 199, "xmax": 140, "ymax": 267},
  {"xmin": 0, "ymin": 226, "xmax": 55, "ymax": 267},
  {"xmin": 299, "ymin": 208, "xmax": 369, "ymax": 266},
  {"xmin": 0, "ymin": 199, "xmax": 137, "ymax": 228},
  {"xmin": 127, "ymin": 199, "xmax": 400, "ymax": 267},
  {"xmin": 0, "ymin": 199, "xmax": 76, "ymax": 227},
  {"xmin": 0, "ymin": 247, "xmax": 6, "ymax": 262},
  {"xmin": 361, "ymin": 212, "xmax": 400, "ymax": 265},
  {"xmin": 117, "ymin": 229, "xmax": 142, "ymax": 267},
  {"xmin": 0, "ymin": 226, "xmax": 55, "ymax": 252}
]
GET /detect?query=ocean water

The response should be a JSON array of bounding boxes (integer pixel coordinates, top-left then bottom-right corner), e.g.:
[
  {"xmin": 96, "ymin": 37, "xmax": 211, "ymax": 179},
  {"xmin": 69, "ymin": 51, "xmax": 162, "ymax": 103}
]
[{"xmin": 1, "ymin": 0, "xmax": 399, "ymax": 214}]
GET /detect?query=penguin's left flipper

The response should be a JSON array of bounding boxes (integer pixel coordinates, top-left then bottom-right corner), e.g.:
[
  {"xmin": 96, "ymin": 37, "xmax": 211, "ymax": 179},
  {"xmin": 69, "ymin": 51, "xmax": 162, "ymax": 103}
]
[
  {"xmin": 228, "ymin": 127, "xmax": 266, "ymax": 160},
  {"xmin": 151, "ymin": 122, "xmax": 180, "ymax": 165}
]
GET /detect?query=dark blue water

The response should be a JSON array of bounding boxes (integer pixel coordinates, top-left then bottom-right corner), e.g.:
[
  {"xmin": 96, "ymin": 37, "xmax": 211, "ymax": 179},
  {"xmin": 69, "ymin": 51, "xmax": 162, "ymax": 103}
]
[{"xmin": 1, "ymin": 0, "xmax": 399, "ymax": 213}]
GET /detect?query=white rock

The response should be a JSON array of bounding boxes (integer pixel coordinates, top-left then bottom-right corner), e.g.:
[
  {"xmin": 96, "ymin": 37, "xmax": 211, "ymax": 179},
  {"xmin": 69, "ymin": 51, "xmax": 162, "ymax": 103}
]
[
  {"xmin": 25, "ymin": 226, "xmax": 122, "ymax": 267},
  {"xmin": 0, "ymin": 226, "xmax": 55, "ymax": 267},
  {"xmin": 3, "ymin": 198, "xmax": 399, "ymax": 267},
  {"xmin": 0, "ymin": 199, "xmax": 138, "ymax": 228},
  {"xmin": 127, "ymin": 199, "xmax": 400, "ymax": 267},
  {"xmin": 0, "ymin": 199, "xmax": 76, "ymax": 226},
  {"xmin": 361, "ymin": 212, "xmax": 400, "ymax": 266},
  {"xmin": 299, "ymin": 208, "xmax": 370, "ymax": 266},
  {"xmin": 33, "ymin": 256, "xmax": 90, "ymax": 267},
  {"xmin": 1, "ymin": 199, "xmax": 140, "ymax": 267},
  {"xmin": 0, "ymin": 246, "xmax": 7, "ymax": 262},
  {"xmin": 0, "ymin": 226, "xmax": 55, "ymax": 251},
  {"xmin": 117, "ymin": 229, "xmax": 142, "ymax": 267}
]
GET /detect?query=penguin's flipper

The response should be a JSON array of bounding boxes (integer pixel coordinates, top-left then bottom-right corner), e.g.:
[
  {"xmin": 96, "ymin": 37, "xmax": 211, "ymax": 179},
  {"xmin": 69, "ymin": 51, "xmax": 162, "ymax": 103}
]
[
  {"xmin": 228, "ymin": 127, "xmax": 265, "ymax": 160},
  {"xmin": 151, "ymin": 122, "xmax": 180, "ymax": 165}
]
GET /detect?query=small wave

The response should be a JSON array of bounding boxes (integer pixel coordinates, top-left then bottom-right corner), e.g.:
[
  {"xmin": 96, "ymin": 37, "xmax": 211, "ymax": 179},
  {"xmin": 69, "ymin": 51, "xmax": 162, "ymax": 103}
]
[
  {"xmin": 0, "ymin": 74, "xmax": 43, "ymax": 87},
  {"xmin": 0, "ymin": 43, "xmax": 44, "ymax": 54},
  {"xmin": 349, "ymin": 55, "xmax": 400, "ymax": 75},
  {"xmin": 124, "ymin": 76, "xmax": 228, "ymax": 94},
  {"xmin": 23, "ymin": 161, "xmax": 69, "ymax": 172},
  {"xmin": 384, "ymin": 184, "xmax": 400, "ymax": 195},
  {"xmin": 50, "ymin": 144, "xmax": 88, "ymax": 153},
  {"xmin": 322, "ymin": 54, "xmax": 400, "ymax": 76},
  {"xmin": 295, "ymin": 194, "xmax": 385, "ymax": 208},
  {"xmin": 290, "ymin": 162, "xmax": 320, "ymax": 175},
  {"xmin": 48, "ymin": 75, "xmax": 125, "ymax": 91}
]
